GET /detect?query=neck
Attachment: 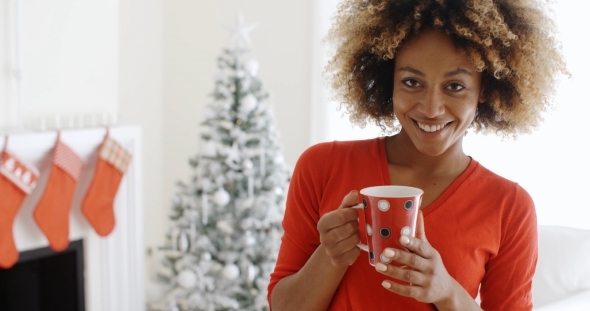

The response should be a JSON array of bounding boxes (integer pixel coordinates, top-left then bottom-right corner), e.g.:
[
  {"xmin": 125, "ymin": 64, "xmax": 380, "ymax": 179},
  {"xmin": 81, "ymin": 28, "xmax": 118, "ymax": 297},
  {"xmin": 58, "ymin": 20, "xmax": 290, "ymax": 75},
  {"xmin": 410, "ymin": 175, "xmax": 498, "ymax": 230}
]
[{"xmin": 385, "ymin": 130, "xmax": 470, "ymax": 176}]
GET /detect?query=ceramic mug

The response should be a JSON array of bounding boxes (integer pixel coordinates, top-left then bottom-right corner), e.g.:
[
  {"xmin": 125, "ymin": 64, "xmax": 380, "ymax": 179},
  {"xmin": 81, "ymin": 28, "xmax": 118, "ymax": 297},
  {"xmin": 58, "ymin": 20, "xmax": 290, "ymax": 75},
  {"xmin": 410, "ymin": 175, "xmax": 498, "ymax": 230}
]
[{"xmin": 353, "ymin": 185, "xmax": 423, "ymax": 267}]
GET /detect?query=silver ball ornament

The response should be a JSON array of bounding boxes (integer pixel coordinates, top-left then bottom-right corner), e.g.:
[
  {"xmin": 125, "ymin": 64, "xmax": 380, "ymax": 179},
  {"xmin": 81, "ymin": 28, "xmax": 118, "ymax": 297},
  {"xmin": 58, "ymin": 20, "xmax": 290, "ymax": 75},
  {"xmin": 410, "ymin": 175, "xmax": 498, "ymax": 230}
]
[
  {"xmin": 240, "ymin": 94, "xmax": 257, "ymax": 114},
  {"xmin": 177, "ymin": 269, "xmax": 197, "ymax": 289},
  {"xmin": 213, "ymin": 188, "xmax": 230, "ymax": 207},
  {"xmin": 221, "ymin": 263, "xmax": 240, "ymax": 280}
]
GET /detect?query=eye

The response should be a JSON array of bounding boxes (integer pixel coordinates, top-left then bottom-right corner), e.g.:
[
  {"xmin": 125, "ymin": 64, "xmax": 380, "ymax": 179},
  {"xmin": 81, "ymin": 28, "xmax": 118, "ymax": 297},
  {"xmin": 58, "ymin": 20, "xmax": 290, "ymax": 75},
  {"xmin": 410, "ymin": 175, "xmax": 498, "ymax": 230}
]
[
  {"xmin": 402, "ymin": 78, "xmax": 421, "ymax": 88},
  {"xmin": 446, "ymin": 82, "xmax": 465, "ymax": 91}
]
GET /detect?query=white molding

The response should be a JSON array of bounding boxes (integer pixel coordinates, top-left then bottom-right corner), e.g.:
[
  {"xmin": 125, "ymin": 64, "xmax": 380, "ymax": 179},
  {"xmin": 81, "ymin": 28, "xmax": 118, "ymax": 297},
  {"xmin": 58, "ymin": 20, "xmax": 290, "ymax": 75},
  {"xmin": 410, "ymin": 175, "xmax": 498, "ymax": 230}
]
[{"xmin": 1, "ymin": 125, "xmax": 144, "ymax": 311}]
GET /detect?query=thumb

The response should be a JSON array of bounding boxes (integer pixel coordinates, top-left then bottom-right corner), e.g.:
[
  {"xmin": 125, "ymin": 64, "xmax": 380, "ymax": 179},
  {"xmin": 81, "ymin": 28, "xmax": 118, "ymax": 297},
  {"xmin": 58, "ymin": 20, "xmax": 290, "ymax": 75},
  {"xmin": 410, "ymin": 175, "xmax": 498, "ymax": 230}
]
[
  {"xmin": 415, "ymin": 210, "xmax": 429, "ymax": 244},
  {"xmin": 339, "ymin": 190, "xmax": 361, "ymax": 209}
]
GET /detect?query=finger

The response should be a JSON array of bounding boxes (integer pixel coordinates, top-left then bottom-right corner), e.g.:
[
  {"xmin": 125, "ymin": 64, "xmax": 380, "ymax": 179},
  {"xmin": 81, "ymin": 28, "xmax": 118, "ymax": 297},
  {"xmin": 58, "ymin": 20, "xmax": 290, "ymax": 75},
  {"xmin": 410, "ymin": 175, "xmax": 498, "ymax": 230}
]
[
  {"xmin": 375, "ymin": 262, "xmax": 427, "ymax": 286},
  {"xmin": 321, "ymin": 219, "xmax": 360, "ymax": 246},
  {"xmin": 399, "ymin": 234, "xmax": 434, "ymax": 260},
  {"xmin": 415, "ymin": 210, "xmax": 428, "ymax": 243},
  {"xmin": 380, "ymin": 248, "xmax": 429, "ymax": 272},
  {"xmin": 317, "ymin": 208, "xmax": 359, "ymax": 234},
  {"xmin": 338, "ymin": 190, "xmax": 360, "ymax": 209},
  {"xmin": 326, "ymin": 230, "xmax": 362, "ymax": 258},
  {"xmin": 381, "ymin": 280, "xmax": 422, "ymax": 300},
  {"xmin": 330, "ymin": 242, "xmax": 362, "ymax": 266}
]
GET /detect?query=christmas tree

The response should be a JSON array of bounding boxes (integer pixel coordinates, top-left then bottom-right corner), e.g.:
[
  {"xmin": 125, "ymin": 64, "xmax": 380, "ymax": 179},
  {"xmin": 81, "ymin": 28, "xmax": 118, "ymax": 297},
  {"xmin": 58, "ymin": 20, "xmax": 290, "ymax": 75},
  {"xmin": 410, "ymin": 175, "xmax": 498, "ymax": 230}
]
[{"xmin": 149, "ymin": 14, "xmax": 291, "ymax": 311}]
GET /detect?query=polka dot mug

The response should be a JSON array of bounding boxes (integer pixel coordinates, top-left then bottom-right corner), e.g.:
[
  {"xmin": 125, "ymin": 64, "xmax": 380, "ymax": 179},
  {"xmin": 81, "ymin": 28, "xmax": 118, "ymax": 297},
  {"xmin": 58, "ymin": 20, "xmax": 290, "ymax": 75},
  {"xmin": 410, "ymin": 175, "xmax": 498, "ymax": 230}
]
[{"xmin": 353, "ymin": 185, "xmax": 423, "ymax": 267}]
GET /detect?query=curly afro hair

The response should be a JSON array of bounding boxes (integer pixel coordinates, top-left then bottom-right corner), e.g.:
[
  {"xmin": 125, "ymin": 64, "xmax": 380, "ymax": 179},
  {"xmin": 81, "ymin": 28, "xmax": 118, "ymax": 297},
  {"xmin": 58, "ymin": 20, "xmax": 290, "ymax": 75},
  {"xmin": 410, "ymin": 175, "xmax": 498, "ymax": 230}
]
[{"xmin": 325, "ymin": 0, "xmax": 568, "ymax": 137}]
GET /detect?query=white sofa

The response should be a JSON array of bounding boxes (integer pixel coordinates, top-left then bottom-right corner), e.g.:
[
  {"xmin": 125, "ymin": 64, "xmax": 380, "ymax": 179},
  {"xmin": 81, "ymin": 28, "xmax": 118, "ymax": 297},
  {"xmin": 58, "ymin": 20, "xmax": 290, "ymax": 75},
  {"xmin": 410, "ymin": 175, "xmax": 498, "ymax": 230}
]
[{"xmin": 532, "ymin": 225, "xmax": 590, "ymax": 310}]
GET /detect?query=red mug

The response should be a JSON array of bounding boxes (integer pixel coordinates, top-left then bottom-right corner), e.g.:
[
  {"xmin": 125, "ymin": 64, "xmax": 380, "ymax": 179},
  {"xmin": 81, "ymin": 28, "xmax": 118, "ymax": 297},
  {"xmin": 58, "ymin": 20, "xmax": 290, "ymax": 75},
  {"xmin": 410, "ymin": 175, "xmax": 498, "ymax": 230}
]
[{"xmin": 353, "ymin": 185, "xmax": 423, "ymax": 267}]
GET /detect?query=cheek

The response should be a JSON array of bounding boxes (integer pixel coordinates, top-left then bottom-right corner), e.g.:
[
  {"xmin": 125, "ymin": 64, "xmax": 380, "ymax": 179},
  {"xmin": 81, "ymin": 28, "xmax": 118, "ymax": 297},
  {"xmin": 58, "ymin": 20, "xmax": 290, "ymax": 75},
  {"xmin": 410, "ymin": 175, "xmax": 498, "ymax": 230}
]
[
  {"xmin": 452, "ymin": 102, "xmax": 478, "ymax": 122},
  {"xmin": 392, "ymin": 92, "xmax": 411, "ymax": 113}
]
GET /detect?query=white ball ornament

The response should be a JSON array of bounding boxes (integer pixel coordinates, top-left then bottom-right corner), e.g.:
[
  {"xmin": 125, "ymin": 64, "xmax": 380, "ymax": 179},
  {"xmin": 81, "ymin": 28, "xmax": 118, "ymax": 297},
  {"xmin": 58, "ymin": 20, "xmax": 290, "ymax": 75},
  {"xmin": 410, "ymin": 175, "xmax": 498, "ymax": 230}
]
[
  {"xmin": 177, "ymin": 269, "xmax": 197, "ymax": 289},
  {"xmin": 213, "ymin": 188, "xmax": 230, "ymax": 207},
  {"xmin": 247, "ymin": 264, "xmax": 257, "ymax": 282},
  {"xmin": 201, "ymin": 252, "xmax": 212, "ymax": 261},
  {"xmin": 245, "ymin": 59, "xmax": 259, "ymax": 76},
  {"xmin": 240, "ymin": 94, "xmax": 258, "ymax": 114},
  {"xmin": 202, "ymin": 141, "xmax": 217, "ymax": 157},
  {"xmin": 242, "ymin": 158, "xmax": 254, "ymax": 171},
  {"xmin": 221, "ymin": 263, "xmax": 240, "ymax": 280},
  {"xmin": 244, "ymin": 231, "xmax": 256, "ymax": 246}
]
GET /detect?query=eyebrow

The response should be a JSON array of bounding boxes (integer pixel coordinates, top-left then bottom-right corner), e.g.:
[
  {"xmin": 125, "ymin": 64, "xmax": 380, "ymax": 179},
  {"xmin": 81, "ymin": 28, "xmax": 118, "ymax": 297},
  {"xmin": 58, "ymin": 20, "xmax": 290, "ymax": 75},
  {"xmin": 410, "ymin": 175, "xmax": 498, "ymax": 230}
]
[{"xmin": 397, "ymin": 66, "xmax": 473, "ymax": 77}]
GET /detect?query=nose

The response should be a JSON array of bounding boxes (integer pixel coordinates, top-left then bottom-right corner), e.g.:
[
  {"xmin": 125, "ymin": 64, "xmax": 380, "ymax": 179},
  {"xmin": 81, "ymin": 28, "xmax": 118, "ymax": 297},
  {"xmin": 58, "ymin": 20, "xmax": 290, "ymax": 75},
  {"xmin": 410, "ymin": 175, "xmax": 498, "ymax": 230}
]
[{"xmin": 418, "ymin": 88, "xmax": 445, "ymax": 118}]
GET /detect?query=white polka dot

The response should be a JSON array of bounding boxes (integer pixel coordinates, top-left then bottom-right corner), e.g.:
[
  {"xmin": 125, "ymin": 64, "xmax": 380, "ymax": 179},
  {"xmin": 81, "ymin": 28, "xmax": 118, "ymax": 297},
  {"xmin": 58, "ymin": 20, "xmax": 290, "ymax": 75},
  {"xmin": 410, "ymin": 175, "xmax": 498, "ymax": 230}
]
[
  {"xmin": 366, "ymin": 224, "xmax": 372, "ymax": 236},
  {"xmin": 401, "ymin": 226, "xmax": 412, "ymax": 236},
  {"xmin": 378, "ymin": 200, "xmax": 390, "ymax": 211}
]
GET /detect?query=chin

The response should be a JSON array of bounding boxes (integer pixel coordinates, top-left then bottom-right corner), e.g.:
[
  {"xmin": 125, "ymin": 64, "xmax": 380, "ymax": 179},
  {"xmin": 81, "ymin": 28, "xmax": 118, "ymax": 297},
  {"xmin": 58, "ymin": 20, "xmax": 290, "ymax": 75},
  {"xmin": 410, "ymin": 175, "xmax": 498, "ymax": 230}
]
[
  {"xmin": 413, "ymin": 137, "xmax": 461, "ymax": 157},
  {"xmin": 419, "ymin": 149, "xmax": 446, "ymax": 157}
]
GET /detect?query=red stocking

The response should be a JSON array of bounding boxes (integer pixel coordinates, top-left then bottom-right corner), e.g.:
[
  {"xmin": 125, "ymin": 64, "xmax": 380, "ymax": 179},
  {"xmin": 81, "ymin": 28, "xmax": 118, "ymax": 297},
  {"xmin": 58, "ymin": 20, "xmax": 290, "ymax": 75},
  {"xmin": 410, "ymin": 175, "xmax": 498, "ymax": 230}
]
[
  {"xmin": 0, "ymin": 149, "xmax": 39, "ymax": 268},
  {"xmin": 82, "ymin": 134, "xmax": 131, "ymax": 236},
  {"xmin": 33, "ymin": 137, "xmax": 83, "ymax": 251}
]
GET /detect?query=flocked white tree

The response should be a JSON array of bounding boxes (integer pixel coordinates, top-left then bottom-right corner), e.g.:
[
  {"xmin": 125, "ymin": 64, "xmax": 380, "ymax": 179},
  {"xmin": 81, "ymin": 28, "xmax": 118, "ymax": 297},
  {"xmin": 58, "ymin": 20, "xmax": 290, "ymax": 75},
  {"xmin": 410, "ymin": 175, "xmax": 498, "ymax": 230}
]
[{"xmin": 149, "ymin": 14, "xmax": 290, "ymax": 311}]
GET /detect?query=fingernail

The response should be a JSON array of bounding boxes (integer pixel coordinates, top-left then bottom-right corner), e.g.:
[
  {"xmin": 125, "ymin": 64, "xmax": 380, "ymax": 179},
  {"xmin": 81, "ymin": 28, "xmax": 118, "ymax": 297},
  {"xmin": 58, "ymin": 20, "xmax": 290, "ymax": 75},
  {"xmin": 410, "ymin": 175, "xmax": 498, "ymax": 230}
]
[
  {"xmin": 384, "ymin": 249, "xmax": 395, "ymax": 257},
  {"xmin": 382, "ymin": 281, "xmax": 391, "ymax": 289},
  {"xmin": 400, "ymin": 235, "xmax": 410, "ymax": 245},
  {"xmin": 350, "ymin": 190, "xmax": 358, "ymax": 194},
  {"xmin": 375, "ymin": 263, "xmax": 387, "ymax": 272}
]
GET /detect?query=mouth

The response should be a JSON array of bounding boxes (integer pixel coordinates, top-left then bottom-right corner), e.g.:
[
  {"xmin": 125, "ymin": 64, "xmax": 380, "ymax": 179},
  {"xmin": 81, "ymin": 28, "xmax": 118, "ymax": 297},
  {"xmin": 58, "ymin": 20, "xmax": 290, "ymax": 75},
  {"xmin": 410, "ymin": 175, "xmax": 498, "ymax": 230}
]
[{"xmin": 415, "ymin": 121, "xmax": 451, "ymax": 133}]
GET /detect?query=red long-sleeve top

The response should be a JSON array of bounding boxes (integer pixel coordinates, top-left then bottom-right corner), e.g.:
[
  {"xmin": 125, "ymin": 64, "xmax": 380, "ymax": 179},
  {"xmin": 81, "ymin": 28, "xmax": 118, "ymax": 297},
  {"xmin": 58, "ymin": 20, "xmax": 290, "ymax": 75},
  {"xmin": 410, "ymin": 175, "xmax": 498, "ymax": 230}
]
[{"xmin": 268, "ymin": 138, "xmax": 537, "ymax": 310}]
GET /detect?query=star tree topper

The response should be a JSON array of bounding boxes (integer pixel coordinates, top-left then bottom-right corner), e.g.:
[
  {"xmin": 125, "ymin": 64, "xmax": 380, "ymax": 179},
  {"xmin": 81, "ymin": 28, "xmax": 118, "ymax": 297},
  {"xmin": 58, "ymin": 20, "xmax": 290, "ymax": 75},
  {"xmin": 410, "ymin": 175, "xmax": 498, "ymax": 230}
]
[{"xmin": 224, "ymin": 12, "xmax": 258, "ymax": 48}]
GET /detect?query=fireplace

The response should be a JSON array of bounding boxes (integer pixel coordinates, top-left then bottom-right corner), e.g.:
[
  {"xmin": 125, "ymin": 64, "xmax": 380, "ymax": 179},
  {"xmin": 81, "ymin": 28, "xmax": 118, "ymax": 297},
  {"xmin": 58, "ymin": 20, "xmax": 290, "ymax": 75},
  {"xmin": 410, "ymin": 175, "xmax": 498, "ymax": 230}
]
[
  {"xmin": 0, "ymin": 240, "xmax": 85, "ymax": 311},
  {"xmin": 0, "ymin": 126, "xmax": 144, "ymax": 311}
]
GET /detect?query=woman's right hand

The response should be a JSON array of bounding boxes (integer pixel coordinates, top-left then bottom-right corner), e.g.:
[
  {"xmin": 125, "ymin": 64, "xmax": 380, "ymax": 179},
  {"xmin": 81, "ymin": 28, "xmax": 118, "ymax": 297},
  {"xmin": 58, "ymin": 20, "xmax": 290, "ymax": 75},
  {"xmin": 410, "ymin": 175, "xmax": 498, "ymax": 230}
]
[{"xmin": 317, "ymin": 190, "xmax": 363, "ymax": 267}]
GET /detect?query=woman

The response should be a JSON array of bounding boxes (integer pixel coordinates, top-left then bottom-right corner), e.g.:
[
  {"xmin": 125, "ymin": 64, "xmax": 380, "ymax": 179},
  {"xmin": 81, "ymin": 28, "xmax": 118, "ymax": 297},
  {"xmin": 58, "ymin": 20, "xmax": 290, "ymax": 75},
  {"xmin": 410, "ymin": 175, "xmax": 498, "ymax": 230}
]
[{"xmin": 268, "ymin": 0, "xmax": 566, "ymax": 310}]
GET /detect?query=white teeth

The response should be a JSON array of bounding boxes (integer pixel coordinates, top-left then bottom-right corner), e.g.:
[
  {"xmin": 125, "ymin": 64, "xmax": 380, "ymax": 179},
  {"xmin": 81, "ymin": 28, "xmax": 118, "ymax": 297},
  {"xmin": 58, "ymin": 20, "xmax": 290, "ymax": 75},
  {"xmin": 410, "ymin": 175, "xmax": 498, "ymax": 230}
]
[{"xmin": 417, "ymin": 122, "xmax": 447, "ymax": 133}]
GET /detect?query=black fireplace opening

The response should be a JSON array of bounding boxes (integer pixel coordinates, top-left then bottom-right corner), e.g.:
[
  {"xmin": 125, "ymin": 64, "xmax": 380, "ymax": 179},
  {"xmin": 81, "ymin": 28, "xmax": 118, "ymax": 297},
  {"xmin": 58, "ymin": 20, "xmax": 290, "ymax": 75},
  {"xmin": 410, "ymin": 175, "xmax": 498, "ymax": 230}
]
[{"xmin": 0, "ymin": 239, "xmax": 85, "ymax": 311}]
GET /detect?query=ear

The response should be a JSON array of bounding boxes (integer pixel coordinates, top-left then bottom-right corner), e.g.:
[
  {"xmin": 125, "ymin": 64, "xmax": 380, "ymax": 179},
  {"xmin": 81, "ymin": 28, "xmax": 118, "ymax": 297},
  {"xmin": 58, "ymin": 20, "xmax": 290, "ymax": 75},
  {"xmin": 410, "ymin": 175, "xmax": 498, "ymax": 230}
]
[{"xmin": 478, "ymin": 84, "xmax": 486, "ymax": 103}]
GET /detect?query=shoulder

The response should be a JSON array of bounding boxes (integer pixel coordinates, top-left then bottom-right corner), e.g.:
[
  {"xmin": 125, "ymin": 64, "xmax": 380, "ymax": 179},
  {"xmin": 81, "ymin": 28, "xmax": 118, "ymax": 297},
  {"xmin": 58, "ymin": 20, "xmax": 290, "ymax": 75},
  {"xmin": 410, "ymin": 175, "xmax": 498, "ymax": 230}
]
[
  {"xmin": 471, "ymin": 161, "xmax": 529, "ymax": 196},
  {"xmin": 291, "ymin": 138, "xmax": 383, "ymax": 189},
  {"xmin": 297, "ymin": 138, "xmax": 381, "ymax": 165},
  {"xmin": 469, "ymin": 160, "xmax": 535, "ymax": 217}
]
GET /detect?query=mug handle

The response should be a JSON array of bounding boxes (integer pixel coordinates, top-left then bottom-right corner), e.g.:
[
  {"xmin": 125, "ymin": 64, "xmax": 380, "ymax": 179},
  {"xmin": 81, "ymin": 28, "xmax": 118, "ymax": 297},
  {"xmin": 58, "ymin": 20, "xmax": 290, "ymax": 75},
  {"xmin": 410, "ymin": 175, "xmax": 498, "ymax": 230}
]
[{"xmin": 351, "ymin": 203, "xmax": 369, "ymax": 252}]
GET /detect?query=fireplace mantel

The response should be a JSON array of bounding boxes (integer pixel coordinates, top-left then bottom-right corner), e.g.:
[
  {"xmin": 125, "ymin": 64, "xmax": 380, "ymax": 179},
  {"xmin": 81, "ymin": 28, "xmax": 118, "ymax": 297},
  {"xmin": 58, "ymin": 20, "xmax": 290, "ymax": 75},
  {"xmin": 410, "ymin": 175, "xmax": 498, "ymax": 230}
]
[{"xmin": 0, "ymin": 125, "xmax": 144, "ymax": 311}]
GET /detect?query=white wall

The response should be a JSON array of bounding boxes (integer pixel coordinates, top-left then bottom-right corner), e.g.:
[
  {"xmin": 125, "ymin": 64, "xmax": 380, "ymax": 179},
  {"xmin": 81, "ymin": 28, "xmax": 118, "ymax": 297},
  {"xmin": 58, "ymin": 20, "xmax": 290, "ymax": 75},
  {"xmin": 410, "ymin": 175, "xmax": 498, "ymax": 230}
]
[
  {"xmin": 0, "ymin": 0, "xmax": 119, "ymax": 131},
  {"xmin": 118, "ymin": 0, "xmax": 164, "ymax": 279},
  {"xmin": 161, "ymin": 0, "xmax": 314, "ymax": 246}
]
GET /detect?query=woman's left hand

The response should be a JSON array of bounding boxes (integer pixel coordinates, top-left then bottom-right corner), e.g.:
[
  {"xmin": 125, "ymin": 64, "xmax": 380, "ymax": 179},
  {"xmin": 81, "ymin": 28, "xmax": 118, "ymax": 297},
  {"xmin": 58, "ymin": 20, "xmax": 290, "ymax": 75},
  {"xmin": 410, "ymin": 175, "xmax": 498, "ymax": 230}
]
[{"xmin": 375, "ymin": 210, "xmax": 465, "ymax": 308}]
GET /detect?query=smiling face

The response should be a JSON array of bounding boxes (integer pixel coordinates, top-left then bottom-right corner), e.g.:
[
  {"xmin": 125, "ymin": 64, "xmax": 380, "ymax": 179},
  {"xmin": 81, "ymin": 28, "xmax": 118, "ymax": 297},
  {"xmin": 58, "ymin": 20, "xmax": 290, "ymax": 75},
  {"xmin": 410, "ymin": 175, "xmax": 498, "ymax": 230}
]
[{"xmin": 393, "ymin": 29, "xmax": 485, "ymax": 157}]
